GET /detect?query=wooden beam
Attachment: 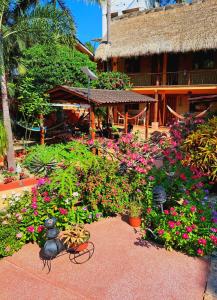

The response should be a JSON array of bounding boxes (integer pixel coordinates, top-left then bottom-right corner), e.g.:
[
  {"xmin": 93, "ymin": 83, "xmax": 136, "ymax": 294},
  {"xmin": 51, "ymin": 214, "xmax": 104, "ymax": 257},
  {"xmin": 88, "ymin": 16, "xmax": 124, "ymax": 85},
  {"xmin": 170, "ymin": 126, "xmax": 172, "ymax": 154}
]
[
  {"xmin": 90, "ymin": 105, "xmax": 96, "ymax": 140},
  {"xmin": 145, "ymin": 103, "xmax": 150, "ymax": 139},
  {"xmin": 124, "ymin": 105, "xmax": 128, "ymax": 134}
]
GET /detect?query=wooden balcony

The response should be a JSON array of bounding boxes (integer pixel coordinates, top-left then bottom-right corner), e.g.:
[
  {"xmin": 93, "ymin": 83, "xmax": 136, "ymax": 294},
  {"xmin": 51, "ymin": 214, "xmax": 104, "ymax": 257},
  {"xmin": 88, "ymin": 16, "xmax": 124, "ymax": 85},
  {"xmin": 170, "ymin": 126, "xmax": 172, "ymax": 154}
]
[{"xmin": 128, "ymin": 69, "xmax": 217, "ymax": 87}]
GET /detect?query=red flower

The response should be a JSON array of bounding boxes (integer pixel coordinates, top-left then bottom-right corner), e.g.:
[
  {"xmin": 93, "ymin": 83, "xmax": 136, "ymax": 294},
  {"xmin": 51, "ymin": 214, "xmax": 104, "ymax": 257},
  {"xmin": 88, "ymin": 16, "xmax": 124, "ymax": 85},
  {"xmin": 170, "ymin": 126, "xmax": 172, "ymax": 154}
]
[
  {"xmin": 37, "ymin": 225, "xmax": 44, "ymax": 233},
  {"xmin": 182, "ymin": 233, "xmax": 189, "ymax": 239},
  {"xmin": 200, "ymin": 216, "xmax": 206, "ymax": 222},
  {"xmin": 158, "ymin": 229, "xmax": 164, "ymax": 235},
  {"xmin": 27, "ymin": 226, "xmax": 34, "ymax": 233},
  {"xmin": 58, "ymin": 208, "xmax": 68, "ymax": 215},
  {"xmin": 197, "ymin": 249, "xmax": 204, "ymax": 256},
  {"xmin": 164, "ymin": 210, "xmax": 169, "ymax": 215},
  {"xmin": 168, "ymin": 221, "xmax": 176, "ymax": 229},
  {"xmin": 186, "ymin": 226, "xmax": 192, "ymax": 232},
  {"xmin": 198, "ymin": 238, "xmax": 206, "ymax": 245},
  {"xmin": 180, "ymin": 173, "xmax": 187, "ymax": 181},
  {"xmin": 146, "ymin": 208, "xmax": 152, "ymax": 214},
  {"xmin": 176, "ymin": 221, "xmax": 181, "ymax": 226},
  {"xmin": 190, "ymin": 206, "xmax": 197, "ymax": 213}
]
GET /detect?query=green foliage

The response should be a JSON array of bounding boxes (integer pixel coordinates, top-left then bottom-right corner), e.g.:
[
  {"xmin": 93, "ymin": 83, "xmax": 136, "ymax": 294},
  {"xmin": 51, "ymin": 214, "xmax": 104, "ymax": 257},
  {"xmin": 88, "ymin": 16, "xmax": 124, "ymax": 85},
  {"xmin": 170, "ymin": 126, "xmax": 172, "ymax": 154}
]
[
  {"xmin": 128, "ymin": 201, "xmax": 142, "ymax": 218},
  {"xmin": 17, "ymin": 44, "xmax": 97, "ymax": 97},
  {"xmin": 0, "ymin": 120, "xmax": 7, "ymax": 156},
  {"xmin": 144, "ymin": 200, "xmax": 217, "ymax": 256},
  {"xmin": 18, "ymin": 77, "xmax": 51, "ymax": 123},
  {"xmin": 93, "ymin": 71, "xmax": 132, "ymax": 90},
  {"xmin": 183, "ymin": 117, "xmax": 217, "ymax": 181},
  {"xmin": 0, "ymin": 222, "xmax": 25, "ymax": 257}
]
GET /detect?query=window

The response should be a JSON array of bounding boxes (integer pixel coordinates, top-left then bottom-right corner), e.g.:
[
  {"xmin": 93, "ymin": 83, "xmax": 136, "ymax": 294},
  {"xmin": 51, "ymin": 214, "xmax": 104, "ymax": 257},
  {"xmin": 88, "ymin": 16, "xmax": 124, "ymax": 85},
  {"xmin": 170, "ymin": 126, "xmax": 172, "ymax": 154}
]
[
  {"xmin": 125, "ymin": 57, "xmax": 141, "ymax": 73},
  {"xmin": 193, "ymin": 52, "xmax": 215, "ymax": 70}
]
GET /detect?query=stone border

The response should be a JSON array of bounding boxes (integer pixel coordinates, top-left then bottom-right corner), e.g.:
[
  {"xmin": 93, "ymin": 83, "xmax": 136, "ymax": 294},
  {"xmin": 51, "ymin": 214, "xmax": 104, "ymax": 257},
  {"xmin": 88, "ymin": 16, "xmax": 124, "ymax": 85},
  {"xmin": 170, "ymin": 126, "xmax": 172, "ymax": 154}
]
[{"xmin": 204, "ymin": 251, "xmax": 217, "ymax": 300}]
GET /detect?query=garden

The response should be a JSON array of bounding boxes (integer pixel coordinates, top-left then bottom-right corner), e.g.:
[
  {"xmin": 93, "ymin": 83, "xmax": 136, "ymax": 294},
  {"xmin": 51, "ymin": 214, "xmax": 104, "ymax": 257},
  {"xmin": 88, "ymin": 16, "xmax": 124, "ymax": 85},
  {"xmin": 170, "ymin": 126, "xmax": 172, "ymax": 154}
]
[{"xmin": 0, "ymin": 114, "xmax": 216, "ymax": 259}]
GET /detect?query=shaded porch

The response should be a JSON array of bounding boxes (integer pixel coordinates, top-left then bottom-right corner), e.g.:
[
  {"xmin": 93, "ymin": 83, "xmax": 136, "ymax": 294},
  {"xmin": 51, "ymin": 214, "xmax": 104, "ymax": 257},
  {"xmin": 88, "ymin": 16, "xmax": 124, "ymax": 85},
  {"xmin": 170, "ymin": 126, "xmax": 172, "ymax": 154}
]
[{"xmin": 47, "ymin": 85, "xmax": 156, "ymax": 140}]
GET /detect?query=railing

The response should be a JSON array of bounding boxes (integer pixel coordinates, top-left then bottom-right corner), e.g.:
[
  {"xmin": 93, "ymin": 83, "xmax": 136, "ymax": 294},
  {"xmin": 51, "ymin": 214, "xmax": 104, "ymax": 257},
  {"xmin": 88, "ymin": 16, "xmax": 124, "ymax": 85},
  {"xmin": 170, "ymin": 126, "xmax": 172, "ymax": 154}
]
[{"xmin": 128, "ymin": 69, "xmax": 217, "ymax": 87}]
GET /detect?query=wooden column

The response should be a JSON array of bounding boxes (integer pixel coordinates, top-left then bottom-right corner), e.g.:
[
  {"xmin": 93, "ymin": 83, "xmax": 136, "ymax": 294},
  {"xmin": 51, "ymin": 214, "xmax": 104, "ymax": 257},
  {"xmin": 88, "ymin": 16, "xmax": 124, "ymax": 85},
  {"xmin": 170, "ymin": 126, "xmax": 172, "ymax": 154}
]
[
  {"xmin": 90, "ymin": 105, "xmax": 96, "ymax": 140},
  {"xmin": 106, "ymin": 106, "xmax": 109, "ymax": 125},
  {"xmin": 39, "ymin": 114, "xmax": 45, "ymax": 145},
  {"xmin": 154, "ymin": 93, "xmax": 159, "ymax": 122},
  {"xmin": 145, "ymin": 103, "xmax": 150, "ymax": 139},
  {"xmin": 162, "ymin": 94, "xmax": 166, "ymax": 126},
  {"xmin": 124, "ymin": 105, "xmax": 128, "ymax": 134},
  {"xmin": 162, "ymin": 53, "xmax": 168, "ymax": 85},
  {"xmin": 112, "ymin": 57, "xmax": 118, "ymax": 72}
]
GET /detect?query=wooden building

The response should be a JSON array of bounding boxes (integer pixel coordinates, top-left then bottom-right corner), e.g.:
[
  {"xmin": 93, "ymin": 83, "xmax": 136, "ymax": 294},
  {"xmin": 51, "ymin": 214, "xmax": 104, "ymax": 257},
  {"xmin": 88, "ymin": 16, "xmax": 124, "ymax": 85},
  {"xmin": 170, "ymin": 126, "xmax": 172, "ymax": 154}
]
[{"xmin": 95, "ymin": 0, "xmax": 217, "ymax": 126}]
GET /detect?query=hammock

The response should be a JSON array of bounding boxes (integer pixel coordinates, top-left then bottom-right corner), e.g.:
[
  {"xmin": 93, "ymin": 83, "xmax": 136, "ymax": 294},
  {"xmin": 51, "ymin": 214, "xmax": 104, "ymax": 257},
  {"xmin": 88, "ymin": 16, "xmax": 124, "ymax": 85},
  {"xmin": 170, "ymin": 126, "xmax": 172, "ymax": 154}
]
[
  {"xmin": 16, "ymin": 121, "xmax": 65, "ymax": 132},
  {"xmin": 167, "ymin": 105, "xmax": 211, "ymax": 120},
  {"xmin": 117, "ymin": 107, "xmax": 147, "ymax": 120}
]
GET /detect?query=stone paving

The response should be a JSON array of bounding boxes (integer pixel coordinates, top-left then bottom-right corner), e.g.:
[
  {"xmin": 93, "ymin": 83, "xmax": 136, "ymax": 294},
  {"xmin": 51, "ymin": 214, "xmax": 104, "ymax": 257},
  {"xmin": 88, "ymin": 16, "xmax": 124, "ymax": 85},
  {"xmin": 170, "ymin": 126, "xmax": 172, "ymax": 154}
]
[{"xmin": 0, "ymin": 217, "xmax": 209, "ymax": 300}]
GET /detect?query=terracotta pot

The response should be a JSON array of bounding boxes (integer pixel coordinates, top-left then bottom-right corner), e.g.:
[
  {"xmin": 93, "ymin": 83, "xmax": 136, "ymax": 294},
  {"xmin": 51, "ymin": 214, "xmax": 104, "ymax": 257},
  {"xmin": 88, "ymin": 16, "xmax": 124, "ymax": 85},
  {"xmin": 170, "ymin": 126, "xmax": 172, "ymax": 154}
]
[
  {"xmin": 0, "ymin": 177, "xmax": 37, "ymax": 192},
  {"xmin": 129, "ymin": 216, "xmax": 141, "ymax": 227},
  {"xmin": 70, "ymin": 242, "xmax": 89, "ymax": 252}
]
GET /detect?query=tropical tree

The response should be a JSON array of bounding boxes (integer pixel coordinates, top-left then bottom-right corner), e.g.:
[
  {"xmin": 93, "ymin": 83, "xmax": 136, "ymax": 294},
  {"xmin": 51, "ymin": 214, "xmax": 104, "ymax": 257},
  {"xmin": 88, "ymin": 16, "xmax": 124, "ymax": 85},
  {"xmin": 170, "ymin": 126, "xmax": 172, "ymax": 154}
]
[{"xmin": 0, "ymin": 1, "xmax": 74, "ymax": 169}]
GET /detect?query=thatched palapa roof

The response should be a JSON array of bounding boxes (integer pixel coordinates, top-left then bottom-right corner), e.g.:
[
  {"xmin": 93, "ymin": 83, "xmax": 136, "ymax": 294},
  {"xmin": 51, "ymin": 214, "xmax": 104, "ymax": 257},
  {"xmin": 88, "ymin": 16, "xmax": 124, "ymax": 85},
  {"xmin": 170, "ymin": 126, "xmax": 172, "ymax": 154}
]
[{"xmin": 95, "ymin": 0, "xmax": 217, "ymax": 60}]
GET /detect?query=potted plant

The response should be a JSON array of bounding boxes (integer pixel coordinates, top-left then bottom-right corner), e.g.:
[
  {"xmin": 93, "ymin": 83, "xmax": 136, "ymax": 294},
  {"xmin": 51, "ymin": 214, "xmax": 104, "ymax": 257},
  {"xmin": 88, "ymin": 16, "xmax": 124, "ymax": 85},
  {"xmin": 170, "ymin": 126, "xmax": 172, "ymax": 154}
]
[
  {"xmin": 128, "ymin": 201, "xmax": 142, "ymax": 227},
  {"xmin": 59, "ymin": 224, "xmax": 90, "ymax": 252}
]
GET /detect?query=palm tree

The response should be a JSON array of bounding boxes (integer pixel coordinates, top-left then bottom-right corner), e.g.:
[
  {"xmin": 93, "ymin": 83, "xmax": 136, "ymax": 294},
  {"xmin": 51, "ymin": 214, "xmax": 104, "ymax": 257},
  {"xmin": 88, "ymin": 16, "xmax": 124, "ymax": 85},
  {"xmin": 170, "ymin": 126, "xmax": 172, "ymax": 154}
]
[{"xmin": 0, "ymin": 1, "xmax": 74, "ymax": 169}]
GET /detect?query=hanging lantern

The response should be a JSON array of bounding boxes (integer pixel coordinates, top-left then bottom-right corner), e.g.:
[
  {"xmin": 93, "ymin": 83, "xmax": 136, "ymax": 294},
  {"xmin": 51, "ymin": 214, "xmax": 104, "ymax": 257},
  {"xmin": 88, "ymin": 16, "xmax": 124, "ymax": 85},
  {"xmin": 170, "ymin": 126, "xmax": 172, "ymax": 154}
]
[{"xmin": 153, "ymin": 185, "xmax": 167, "ymax": 213}]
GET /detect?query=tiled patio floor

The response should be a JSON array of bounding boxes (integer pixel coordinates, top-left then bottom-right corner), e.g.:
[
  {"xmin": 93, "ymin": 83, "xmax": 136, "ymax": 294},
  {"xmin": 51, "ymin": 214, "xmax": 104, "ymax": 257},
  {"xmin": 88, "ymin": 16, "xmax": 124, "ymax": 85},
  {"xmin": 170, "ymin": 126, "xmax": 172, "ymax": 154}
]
[{"xmin": 0, "ymin": 217, "xmax": 209, "ymax": 300}]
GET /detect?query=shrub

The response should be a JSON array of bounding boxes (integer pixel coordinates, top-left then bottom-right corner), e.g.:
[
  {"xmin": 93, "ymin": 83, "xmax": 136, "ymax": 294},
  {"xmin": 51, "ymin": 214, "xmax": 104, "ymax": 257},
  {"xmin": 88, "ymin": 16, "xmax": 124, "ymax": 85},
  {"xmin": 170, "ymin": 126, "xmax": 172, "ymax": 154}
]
[
  {"xmin": 93, "ymin": 72, "xmax": 132, "ymax": 90},
  {"xmin": 144, "ymin": 198, "xmax": 217, "ymax": 256},
  {"xmin": 183, "ymin": 117, "xmax": 217, "ymax": 181}
]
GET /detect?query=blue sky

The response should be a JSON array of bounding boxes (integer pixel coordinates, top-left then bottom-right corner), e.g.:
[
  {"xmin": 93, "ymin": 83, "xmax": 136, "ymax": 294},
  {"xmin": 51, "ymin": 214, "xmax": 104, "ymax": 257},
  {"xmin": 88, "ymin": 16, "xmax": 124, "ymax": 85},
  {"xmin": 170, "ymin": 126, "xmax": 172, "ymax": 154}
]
[{"xmin": 67, "ymin": 1, "xmax": 102, "ymax": 45}]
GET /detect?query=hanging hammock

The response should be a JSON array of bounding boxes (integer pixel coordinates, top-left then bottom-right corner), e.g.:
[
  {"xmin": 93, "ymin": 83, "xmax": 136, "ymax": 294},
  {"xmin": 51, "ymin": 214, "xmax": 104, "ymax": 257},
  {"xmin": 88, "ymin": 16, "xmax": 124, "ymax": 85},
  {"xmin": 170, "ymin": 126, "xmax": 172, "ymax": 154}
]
[
  {"xmin": 167, "ymin": 105, "xmax": 211, "ymax": 120},
  {"xmin": 117, "ymin": 107, "xmax": 147, "ymax": 120}
]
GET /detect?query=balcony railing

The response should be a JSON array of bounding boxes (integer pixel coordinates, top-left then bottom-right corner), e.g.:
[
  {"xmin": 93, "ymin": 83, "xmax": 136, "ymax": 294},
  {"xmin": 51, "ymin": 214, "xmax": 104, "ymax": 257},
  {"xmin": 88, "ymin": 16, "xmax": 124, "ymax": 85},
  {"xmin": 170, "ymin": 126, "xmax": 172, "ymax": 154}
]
[{"xmin": 128, "ymin": 69, "xmax": 217, "ymax": 87}]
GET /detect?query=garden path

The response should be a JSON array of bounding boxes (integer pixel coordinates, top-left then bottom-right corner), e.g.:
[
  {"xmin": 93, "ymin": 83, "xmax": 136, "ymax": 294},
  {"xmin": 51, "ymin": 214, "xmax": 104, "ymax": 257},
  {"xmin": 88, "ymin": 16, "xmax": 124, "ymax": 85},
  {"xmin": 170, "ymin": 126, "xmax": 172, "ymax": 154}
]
[{"xmin": 0, "ymin": 216, "xmax": 209, "ymax": 300}]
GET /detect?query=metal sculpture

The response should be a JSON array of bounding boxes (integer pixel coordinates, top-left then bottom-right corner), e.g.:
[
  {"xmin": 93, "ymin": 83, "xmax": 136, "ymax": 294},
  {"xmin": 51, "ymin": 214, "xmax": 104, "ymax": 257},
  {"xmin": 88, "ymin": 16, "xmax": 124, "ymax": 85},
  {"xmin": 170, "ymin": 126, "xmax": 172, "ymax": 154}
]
[{"xmin": 153, "ymin": 185, "xmax": 167, "ymax": 213}]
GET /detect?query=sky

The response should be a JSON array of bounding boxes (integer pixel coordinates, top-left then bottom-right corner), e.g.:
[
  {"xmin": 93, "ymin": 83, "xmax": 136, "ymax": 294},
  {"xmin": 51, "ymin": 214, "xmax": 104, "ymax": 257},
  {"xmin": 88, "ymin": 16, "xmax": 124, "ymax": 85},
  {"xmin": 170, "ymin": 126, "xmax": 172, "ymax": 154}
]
[{"xmin": 67, "ymin": 1, "xmax": 102, "ymax": 45}]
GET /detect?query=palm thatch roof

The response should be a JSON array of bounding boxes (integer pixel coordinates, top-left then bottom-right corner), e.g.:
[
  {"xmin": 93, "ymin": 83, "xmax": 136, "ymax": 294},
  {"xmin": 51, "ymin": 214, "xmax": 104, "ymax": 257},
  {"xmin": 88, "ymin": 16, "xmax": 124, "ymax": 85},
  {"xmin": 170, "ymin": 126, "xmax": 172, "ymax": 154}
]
[{"xmin": 95, "ymin": 0, "xmax": 217, "ymax": 60}]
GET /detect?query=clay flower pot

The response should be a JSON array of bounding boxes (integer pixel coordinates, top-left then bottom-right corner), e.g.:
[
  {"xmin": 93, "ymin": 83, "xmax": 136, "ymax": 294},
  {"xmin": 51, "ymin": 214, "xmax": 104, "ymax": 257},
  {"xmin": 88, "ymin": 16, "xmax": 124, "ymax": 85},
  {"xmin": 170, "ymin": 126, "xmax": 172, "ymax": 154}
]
[
  {"xmin": 129, "ymin": 216, "xmax": 142, "ymax": 228},
  {"xmin": 70, "ymin": 242, "xmax": 89, "ymax": 252}
]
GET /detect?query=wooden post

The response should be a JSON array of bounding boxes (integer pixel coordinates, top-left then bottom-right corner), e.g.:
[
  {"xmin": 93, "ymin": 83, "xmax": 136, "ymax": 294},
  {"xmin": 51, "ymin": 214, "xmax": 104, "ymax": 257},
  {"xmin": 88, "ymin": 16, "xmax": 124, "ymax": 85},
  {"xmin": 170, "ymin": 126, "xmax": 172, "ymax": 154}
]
[
  {"xmin": 106, "ymin": 106, "xmax": 109, "ymax": 125},
  {"xmin": 112, "ymin": 57, "xmax": 118, "ymax": 72},
  {"xmin": 145, "ymin": 103, "xmax": 150, "ymax": 139},
  {"xmin": 90, "ymin": 105, "xmax": 96, "ymax": 140},
  {"xmin": 124, "ymin": 105, "xmax": 128, "ymax": 134},
  {"xmin": 154, "ymin": 93, "xmax": 159, "ymax": 122},
  {"xmin": 39, "ymin": 114, "xmax": 45, "ymax": 145},
  {"xmin": 162, "ymin": 94, "xmax": 166, "ymax": 126},
  {"xmin": 162, "ymin": 53, "xmax": 168, "ymax": 85}
]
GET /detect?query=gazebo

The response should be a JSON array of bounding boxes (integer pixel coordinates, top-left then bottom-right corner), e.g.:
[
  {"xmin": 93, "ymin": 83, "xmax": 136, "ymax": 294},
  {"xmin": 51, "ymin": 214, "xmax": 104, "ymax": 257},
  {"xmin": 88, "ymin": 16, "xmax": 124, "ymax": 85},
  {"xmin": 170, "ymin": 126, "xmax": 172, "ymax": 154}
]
[{"xmin": 47, "ymin": 85, "xmax": 156, "ymax": 140}]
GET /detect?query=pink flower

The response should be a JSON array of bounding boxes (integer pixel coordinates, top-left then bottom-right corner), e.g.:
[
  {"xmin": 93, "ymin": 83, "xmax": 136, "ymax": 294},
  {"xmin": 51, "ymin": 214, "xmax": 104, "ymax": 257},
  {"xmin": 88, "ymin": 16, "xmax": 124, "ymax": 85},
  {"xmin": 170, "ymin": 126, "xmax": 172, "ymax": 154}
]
[
  {"xmin": 183, "ymin": 200, "xmax": 189, "ymax": 206},
  {"xmin": 44, "ymin": 196, "xmax": 51, "ymax": 203},
  {"xmin": 176, "ymin": 221, "xmax": 181, "ymax": 226},
  {"xmin": 200, "ymin": 216, "xmax": 206, "ymax": 222},
  {"xmin": 148, "ymin": 176, "xmax": 155, "ymax": 181},
  {"xmin": 198, "ymin": 238, "xmax": 206, "ymax": 245},
  {"xmin": 34, "ymin": 211, "xmax": 38, "ymax": 216},
  {"xmin": 168, "ymin": 221, "xmax": 176, "ymax": 229},
  {"xmin": 16, "ymin": 233, "xmax": 23, "ymax": 239},
  {"xmin": 197, "ymin": 249, "xmax": 204, "ymax": 256},
  {"xmin": 186, "ymin": 226, "xmax": 192, "ymax": 232},
  {"xmin": 176, "ymin": 231, "xmax": 180, "ymax": 235},
  {"xmin": 191, "ymin": 224, "xmax": 197, "ymax": 230},
  {"xmin": 190, "ymin": 206, "xmax": 197, "ymax": 213},
  {"xmin": 58, "ymin": 208, "xmax": 68, "ymax": 215},
  {"xmin": 27, "ymin": 226, "xmax": 34, "ymax": 233},
  {"xmin": 146, "ymin": 208, "xmax": 152, "ymax": 214},
  {"xmin": 37, "ymin": 225, "xmax": 44, "ymax": 233},
  {"xmin": 164, "ymin": 210, "xmax": 169, "ymax": 215},
  {"xmin": 171, "ymin": 211, "xmax": 178, "ymax": 216},
  {"xmin": 180, "ymin": 173, "xmax": 187, "ymax": 181},
  {"xmin": 182, "ymin": 233, "xmax": 189, "ymax": 239},
  {"xmin": 21, "ymin": 208, "xmax": 27, "ymax": 213},
  {"xmin": 31, "ymin": 203, "xmax": 37, "ymax": 209},
  {"xmin": 5, "ymin": 246, "xmax": 11, "ymax": 252},
  {"xmin": 158, "ymin": 229, "xmax": 164, "ymax": 235}
]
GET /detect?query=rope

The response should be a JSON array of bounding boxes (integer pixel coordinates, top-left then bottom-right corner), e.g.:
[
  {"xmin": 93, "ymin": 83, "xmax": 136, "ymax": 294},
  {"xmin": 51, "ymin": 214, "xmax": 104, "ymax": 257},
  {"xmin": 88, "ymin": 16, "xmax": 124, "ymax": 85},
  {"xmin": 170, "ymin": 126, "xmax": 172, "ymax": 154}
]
[{"xmin": 117, "ymin": 107, "xmax": 147, "ymax": 120}]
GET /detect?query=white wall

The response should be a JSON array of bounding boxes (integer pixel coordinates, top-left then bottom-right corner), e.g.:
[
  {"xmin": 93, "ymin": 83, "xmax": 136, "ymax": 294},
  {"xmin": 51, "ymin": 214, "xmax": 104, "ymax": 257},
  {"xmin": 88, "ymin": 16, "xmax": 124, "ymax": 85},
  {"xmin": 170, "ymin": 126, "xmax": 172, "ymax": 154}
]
[{"xmin": 102, "ymin": 0, "xmax": 156, "ymax": 36}]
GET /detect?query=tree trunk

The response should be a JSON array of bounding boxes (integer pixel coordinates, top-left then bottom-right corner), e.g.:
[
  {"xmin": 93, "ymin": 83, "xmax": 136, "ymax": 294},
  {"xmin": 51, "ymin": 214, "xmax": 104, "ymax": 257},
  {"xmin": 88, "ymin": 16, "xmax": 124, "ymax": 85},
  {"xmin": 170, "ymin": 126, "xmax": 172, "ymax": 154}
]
[
  {"xmin": 0, "ymin": 32, "xmax": 16, "ymax": 170},
  {"xmin": 107, "ymin": 0, "xmax": 111, "ymax": 44}
]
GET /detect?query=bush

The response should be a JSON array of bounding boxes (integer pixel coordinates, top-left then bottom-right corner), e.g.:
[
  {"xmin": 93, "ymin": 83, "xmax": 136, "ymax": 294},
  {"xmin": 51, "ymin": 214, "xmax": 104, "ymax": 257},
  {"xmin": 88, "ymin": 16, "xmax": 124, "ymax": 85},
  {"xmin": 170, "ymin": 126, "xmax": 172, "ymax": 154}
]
[
  {"xmin": 0, "ymin": 221, "xmax": 25, "ymax": 257},
  {"xmin": 183, "ymin": 117, "xmax": 217, "ymax": 181},
  {"xmin": 93, "ymin": 72, "xmax": 132, "ymax": 90},
  {"xmin": 144, "ymin": 198, "xmax": 217, "ymax": 256}
]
